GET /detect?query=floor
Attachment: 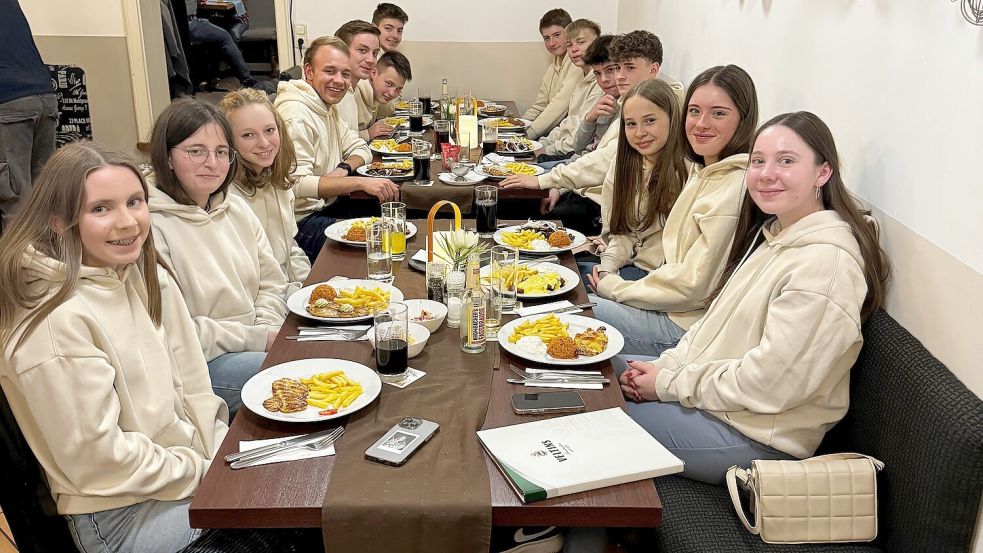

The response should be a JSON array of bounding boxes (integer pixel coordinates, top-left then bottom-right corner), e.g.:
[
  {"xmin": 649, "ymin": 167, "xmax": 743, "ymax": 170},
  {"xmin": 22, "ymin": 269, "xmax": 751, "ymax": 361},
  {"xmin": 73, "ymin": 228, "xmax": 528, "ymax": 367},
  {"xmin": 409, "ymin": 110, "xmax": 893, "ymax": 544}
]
[{"xmin": 0, "ymin": 508, "xmax": 17, "ymax": 553}]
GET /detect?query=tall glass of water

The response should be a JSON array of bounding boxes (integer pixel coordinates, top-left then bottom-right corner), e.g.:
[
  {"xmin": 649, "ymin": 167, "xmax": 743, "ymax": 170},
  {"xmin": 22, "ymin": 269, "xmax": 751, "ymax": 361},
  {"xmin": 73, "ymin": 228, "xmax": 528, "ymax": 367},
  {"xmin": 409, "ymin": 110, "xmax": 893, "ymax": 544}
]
[
  {"xmin": 381, "ymin": 201, "xmax": 406, "ymax": 261},
  {"xmin": 475, "ymin": 185, "xmax": 498, "ymax": 237},
  {"xmin": 490, "ymin": 245, "xmax": 518, "ymax": 310},
  {"xmin": 374, "ymin": 302, "xmax": 408, "ymax": 382},
  {"xmin": 366, "ymin": 221, "xmax": 392, "ymax": 281}
]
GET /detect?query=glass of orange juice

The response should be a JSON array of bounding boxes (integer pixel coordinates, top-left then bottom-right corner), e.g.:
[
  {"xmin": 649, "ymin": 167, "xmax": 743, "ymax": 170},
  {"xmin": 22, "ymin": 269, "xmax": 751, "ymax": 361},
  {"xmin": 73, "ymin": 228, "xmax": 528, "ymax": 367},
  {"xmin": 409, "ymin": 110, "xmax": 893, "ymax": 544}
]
[{"xmin": 381, "ymin": 201, "xmax": 407, "ymax": 260}]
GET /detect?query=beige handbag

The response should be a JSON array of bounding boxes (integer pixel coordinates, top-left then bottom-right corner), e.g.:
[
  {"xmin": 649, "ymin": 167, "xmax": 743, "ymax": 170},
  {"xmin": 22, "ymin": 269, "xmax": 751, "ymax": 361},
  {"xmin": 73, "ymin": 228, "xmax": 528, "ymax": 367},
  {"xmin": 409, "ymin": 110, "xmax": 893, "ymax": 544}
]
[{"xmin": 725, "ymin": 453, "xmax": 885, "ymax": 544}]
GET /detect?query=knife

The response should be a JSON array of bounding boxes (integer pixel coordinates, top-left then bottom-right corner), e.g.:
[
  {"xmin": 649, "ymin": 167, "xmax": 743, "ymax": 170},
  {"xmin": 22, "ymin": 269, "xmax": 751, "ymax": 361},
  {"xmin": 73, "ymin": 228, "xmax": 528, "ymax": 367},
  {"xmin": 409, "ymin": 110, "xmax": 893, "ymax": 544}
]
[{"xmin": 224, "ymin": 427, "xmax": 342, "ymax": 463}]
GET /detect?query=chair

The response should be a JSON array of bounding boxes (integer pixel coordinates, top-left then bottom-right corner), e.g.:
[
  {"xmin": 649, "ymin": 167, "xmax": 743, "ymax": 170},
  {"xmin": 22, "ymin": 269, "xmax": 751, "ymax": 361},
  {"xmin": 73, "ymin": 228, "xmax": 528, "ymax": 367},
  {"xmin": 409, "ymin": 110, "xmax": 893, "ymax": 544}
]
[
  {"xmin": 0, "ymin": 388, "xmax": 77, "ymax": 552},
  {"xmin": 239, "ymin": 0, "xmax": 278, "ymax": 74}
]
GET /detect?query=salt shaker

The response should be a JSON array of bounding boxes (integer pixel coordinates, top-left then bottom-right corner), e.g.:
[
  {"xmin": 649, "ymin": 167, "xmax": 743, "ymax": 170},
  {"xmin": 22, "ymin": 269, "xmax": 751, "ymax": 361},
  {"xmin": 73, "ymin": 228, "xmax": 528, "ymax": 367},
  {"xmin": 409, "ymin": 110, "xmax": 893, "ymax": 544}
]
[{"xmin": 444, "ymin": 270, "xmax": 466, "ymax": 328}]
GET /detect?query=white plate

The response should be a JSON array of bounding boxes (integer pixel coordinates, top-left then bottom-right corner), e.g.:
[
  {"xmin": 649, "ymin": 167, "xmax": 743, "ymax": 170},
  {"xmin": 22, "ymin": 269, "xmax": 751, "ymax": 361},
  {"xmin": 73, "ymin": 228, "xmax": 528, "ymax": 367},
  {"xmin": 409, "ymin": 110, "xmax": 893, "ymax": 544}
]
[
  {"xmin": 287, "ymin": 280, "xmax": 404, "ymax": 323},
  {"xmin": 495, "ymin": 138, "xmax": 542, "ymax": 156},
  {"xmin": 480, "ymin": 262, "xmax": 579, "ymax": 299},
  {"xmin": 324, "ymin": 218, "xmax": 418, "ymax": 247},
  {"xmin": 241, "ymin": 358, "xmax": 382, "ymax": 422},
  {"xmin": 483, "ymin": 117, "xmax": 532, "ymax": 131},
  {"xmin": 493, "ymin": 224, "xmax": 587, "ymax": 254},
  {"xmin": 478, "ymin": 104, "xmax": 509, "ymax": 117},
  {"xmin": 497, "ymin": 314, "xmax": 624, "ymax": 366},
  {"xmin": 474, "ymin": 163, "xmax": 545, "ymax": 180},
  {"xmin": 369, "ymin": 140, "xmax": 412, "ymax": 156},
  {"xmin": 437, "ymin": 171, "xmax": 485, "ymax": 186},
  {"xmin": 355, "ymin": 164, "xmax": 414, "ymax": 181}
]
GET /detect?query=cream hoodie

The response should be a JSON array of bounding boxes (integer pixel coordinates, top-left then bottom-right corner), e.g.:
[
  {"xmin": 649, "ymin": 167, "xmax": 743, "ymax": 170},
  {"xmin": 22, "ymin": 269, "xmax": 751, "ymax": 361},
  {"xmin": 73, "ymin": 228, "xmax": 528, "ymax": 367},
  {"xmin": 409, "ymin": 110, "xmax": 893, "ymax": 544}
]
[
  {"xmin": 596, "ymin": 154, "xmax": 748, "ymax": 330},
  {"xmin": 599, "ymin": 159, "xmax": 665, "ymax": 274},
  {"xmin": 149, "ymin": 186, "xmax": 288, "ymax": 360},
  {"xmin": 0, "ymin": 251, "xmax": 229, "ymax": 514},
  {"xmin": 231, "ymin": 179, "xmax": 311, "ymax": 296},
  {"xmin": 523, "ymin": 54, "xmax": 579, "ymax": 136},
  {"xmin": 538, "ymin": 69, "xmax": 602, "ymax": 156},
  {"xmin": 273, "ymin": 80, "xmax": 372, "ymax": 220},
  {"xmin": 353, "ymin": 79, "xmax": 395, "ymax": 141},
  {"xmin": 653, "ymin": 210, "xmax": 868, "ymax": 459}
]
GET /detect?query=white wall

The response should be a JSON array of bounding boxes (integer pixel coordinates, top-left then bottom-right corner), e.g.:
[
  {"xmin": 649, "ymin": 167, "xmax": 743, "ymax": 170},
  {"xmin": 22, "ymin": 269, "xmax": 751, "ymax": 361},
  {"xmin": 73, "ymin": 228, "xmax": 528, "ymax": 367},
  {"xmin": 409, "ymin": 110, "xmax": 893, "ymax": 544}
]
[
  {"xmin": 22, "ymin": 0, "xmax": 125, "ymax": 37},
  {"xmin": 291, "ymin": 0, "xmax": 619, "ymax": 43}
]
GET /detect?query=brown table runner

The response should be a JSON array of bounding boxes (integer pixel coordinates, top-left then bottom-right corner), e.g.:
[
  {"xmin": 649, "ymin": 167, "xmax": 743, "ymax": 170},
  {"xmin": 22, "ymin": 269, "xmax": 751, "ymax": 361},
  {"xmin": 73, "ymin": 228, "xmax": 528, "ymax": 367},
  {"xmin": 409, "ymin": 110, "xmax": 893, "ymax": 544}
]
[
  {"xmin": 322, "ymin": 245, "xmax": 493, "ymax": 553},
  {"xmin": 401, "ymin": 179, "xmax": 475, "ymax": 212}
]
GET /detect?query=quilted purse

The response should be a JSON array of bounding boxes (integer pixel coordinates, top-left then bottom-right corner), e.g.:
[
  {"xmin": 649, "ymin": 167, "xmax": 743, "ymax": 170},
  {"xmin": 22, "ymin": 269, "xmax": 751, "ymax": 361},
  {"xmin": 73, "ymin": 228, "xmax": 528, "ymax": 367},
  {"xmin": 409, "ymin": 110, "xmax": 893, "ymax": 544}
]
[{"xmin": 725, "ymin": 453, "xmax": 885, "ymax": 544}]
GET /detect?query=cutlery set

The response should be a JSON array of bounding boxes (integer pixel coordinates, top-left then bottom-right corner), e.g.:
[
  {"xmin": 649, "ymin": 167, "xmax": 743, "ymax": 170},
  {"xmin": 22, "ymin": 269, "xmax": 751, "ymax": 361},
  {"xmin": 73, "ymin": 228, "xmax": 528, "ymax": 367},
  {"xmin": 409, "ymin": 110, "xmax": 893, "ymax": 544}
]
[
  {"xmin": 506, "ymin": 364, "xmax": 609, "ymax": 385},
  {"xmin": 286, "ymin": 326, "xmax": 371, "ymax": 341},
  {"xmin": 225, "ymin": 426, "xmax": 345, "ymax": 469}
]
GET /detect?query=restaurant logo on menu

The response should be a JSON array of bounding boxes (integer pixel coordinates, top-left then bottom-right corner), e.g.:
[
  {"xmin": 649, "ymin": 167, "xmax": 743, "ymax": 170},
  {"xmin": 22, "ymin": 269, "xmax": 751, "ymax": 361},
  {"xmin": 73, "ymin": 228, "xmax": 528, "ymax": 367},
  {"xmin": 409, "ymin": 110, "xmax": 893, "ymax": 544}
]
[{"xmin": 541, "ymin": 439, "xmax": 568, "ymax": 463}]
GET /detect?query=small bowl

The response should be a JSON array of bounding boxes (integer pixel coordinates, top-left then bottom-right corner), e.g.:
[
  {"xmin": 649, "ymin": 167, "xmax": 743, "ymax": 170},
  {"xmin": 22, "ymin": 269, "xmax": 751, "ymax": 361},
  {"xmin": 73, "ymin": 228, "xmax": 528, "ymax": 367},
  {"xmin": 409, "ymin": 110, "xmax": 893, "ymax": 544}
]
[
  {"xmin": 404, "ymin": 299, "xmax": 448, "ymax": 333},
  {"xmin": 368, "ymin": 322, "xmax": 430, "ymax": 358}
]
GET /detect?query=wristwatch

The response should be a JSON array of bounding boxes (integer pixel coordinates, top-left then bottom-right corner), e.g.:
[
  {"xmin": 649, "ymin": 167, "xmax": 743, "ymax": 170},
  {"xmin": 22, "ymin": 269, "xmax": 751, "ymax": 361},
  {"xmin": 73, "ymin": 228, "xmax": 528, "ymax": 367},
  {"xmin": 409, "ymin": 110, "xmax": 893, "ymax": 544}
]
[{"xmin": 337, "ymin": 162, "xmax": 354, "ymax": 176}]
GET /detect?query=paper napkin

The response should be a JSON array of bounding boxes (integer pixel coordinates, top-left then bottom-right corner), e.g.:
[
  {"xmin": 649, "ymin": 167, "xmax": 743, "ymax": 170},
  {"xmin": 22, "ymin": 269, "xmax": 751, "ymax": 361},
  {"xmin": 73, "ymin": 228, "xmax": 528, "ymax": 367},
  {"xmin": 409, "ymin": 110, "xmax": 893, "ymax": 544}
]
[
  {"xmin": 237, "ymin": 435, "xmax": 336, "ymax": 467},
  {"xmin": 515, "ymin": 300, "xmax": 582, "ymax": 317}
]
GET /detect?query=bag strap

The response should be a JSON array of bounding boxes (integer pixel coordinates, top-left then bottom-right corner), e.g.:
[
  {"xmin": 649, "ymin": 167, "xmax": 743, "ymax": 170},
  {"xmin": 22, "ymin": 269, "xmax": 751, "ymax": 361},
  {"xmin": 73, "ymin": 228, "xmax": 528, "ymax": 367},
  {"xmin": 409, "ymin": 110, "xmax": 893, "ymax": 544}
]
[
  {"xmin": 807, "ymin": 453, "xmax": 885, "ymax": 471},
  {"xmin": 726, "ymin": 465, "xmax": 759, "ymax": 535}
]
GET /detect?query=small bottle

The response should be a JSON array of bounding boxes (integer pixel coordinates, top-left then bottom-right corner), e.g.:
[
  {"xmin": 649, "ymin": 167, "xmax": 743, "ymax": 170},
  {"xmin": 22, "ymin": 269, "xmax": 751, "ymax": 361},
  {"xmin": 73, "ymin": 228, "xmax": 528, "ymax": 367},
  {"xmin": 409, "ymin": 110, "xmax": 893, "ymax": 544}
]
[
  {"xmin": 460, "ymin": 284, "xmax": 487, "ymax": 353},
  {"xmin": 444, "ymin": 270, "xmax": 466, "ymax": 328},
  {"xmin": 439, "ymin": 78, "xmax": 450, "ymax": 119}
]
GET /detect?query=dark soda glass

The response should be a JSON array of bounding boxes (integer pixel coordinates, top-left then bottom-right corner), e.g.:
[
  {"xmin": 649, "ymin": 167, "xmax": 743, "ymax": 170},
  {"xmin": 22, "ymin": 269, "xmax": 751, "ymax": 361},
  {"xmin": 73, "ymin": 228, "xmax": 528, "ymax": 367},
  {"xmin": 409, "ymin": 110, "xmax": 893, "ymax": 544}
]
[
  {"xmin": 413, "ymin": 156, "xmax": 431, "ymax": 182},
  {"xmin": 435, "ymin": 130, "xmax": 451, "ymax": 152},
  {"xmin": 376, "ymin": 339, "xmax": 408, "ymax": 375},
  {"xmin": 475, "ymin": 200, "xmax": 498, "ymax": 235},
  {"xmin": 482, "ymin": 141, "xmax": 497, "ymax": 155},
  {"xmin": 409, "ymin": 115, "xmax": 424, "ymax": 132},
  {"xmin": 420, "ymin": 97, "xmax": 432, "ymax": 115}
]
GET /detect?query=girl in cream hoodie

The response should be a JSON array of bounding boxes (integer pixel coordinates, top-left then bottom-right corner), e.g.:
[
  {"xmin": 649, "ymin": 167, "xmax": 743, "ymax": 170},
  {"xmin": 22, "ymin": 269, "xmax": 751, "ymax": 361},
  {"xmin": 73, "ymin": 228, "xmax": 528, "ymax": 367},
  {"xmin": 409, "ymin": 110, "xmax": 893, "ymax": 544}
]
[
  {"xmin": 595, "ymin": 80, "xmax": 688, "ymax": 284},
  {"xmin": 221, "ymin": 89, "xmax": 311, "ymax": 296},
  {"xmin": 587, "ymin": 65, "xmax": 759, "ymax": 357},
  {"xmin": 147, "ymin": 100, "xmax": 289, "ymax": 416},
  {"xmin": 617, "ymin": 112, "xmax": 889, "ymax": 484},
  {"xmin": 0, "ymin": 143, "xmax": 229, "ymax": 551}
]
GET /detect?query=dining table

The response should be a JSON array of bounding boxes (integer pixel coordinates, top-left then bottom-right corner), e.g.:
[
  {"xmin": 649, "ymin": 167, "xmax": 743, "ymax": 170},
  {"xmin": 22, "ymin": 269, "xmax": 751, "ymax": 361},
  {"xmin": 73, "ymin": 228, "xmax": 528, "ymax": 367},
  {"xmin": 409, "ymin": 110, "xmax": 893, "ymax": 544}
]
[
  {"xmin": 188, "ymin": 220, "xmax": 663, "ymax": 530},
  {"xmin": 351, "ymin": 101, "xmax": 547, "ymax": 212}
]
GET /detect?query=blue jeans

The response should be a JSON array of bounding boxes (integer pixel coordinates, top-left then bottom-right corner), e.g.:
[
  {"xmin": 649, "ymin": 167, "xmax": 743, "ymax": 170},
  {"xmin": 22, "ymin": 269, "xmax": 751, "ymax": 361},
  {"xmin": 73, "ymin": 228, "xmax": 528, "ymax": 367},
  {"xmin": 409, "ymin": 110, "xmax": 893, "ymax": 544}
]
[
  {"xmin": 588, "ymin": 292, "xmax": 686, "ymax": 357},
  {"xmin": 187, "ymin": 17, "xmax": 254, "ymax": 84},
  {"xmin": 295, "ymin": 211, "xmax": 337, "ymax": 262},
  {"xmin": 67, "ymin": 499, "xmax": 200, "ymax": 553},
  {"xmin": 612, "ymin": 356, "xmax": 794, "ymax": 485},
  {"xmin": 578, "ymin": 261, "xmax": 648, "ymax": 287},
  {"xmin": 207, "ymin": 351, "xmax": 266, "ymax": 417}
]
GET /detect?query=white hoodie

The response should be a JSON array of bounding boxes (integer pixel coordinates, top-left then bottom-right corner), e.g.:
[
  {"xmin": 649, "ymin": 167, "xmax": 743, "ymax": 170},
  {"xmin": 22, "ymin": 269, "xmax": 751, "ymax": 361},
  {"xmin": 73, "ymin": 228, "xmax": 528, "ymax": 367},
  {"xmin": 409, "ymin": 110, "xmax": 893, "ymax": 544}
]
[
  {"xmin": 653, "ymin": 210, "xmax": 868, "ymax": 459},
  {"xmin": 149, "ymin": 186, "xmax": 288, "ymax": 360},
  {"xmin": 273, "ymin": 80, "xmax": 372, "ymax": 220},
  {"xmin": 0, "ymin": 250, "xmax": 229, "ymax": 514},
  {"xmin": 538, "ymin": 69, "xmax": 602, "ymax": 156}
]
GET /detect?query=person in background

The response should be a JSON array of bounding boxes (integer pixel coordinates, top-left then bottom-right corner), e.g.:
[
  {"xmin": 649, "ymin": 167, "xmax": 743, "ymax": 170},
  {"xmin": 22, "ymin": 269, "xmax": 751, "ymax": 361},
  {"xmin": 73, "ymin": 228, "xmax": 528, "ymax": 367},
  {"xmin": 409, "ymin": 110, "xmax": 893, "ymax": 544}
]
[
  {"xmin": 522, "ymin": 8, "xmax": 580, "ymax": 138},
  {"xmin": 147, "ymin": 100, "xmax": 288, "ymax": 417},
  {"xmin": 273, "ymin": 36, "xmax": 397, "ymax": 259},
  {"xmin": 587, "ymin": 65, "xmax": 758, "ymax": 357},
  {"xmin": 373, "ymin": 2, "xmax": 409, "ymax": 53},
  {"xmin": 0, "ymin": 0, "xmax": 58, "ymax": 233},
  {"xmin": 335, "ymin": 20, "xmax": 383, "ymax": 134},
  {"xmin": 221, "ymin": 88, "xmax": 311, "ymax": 296},
  {"xmin": 615, "ymin": 111, "xmax": 889, "ymax": 485},
  {"xmin": 355, "ymin": 50, "xmax": 413, "ymax": 141},
  {"xmin": 593, "ymin": 79, "xmax": 688, "ymax": 286},
  {"xmin": 535, "ymin": 19, "xmax": 602, "ymax": 162},
  {"xmin": 183, "ymin": 0, "xmax": 275, "ymax": 93}
]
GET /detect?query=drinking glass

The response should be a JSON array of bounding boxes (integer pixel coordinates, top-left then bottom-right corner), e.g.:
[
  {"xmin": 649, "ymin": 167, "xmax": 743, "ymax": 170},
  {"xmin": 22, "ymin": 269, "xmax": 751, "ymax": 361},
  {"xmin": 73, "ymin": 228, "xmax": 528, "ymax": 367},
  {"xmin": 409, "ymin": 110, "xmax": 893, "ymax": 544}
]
[
  {"xmin": 481, "ymin": 120, "xmax": 498, "ymax": 157},
  {"xmin": 412, "ymin": 139, "xmax": 432, "ymax": 184},
  {"xmin": 426, "ymin": 260, "xmax": 448, "ymax": 303},
  {"xmin": 418, "ymin": 85, "xmax": 432, "ymax": 115},
  {"xmin": 408, "ymin": 100, "xmax": 424, "ymax": 133},
  {"xmin": 381, "ymin": 201, "xmax": 406, "ymax": 261},
  {"xmin": 366, "ymin": 221, "xmax": 392, "ymax": 281},
  {"xmin": 491, "ymin": 245, "xmax": 518, "ymax": 310},
  {"xmin": 434, "ymin": 119, "xmax": 452, "ymax": 154},
  {"xmin": 374, "ymin": 302, "xmax": 408, "ymax": 381},
  {"xmin": 475, "ymin": 185, "xmax": 498, "ymax": 237},
  {"xmin": 485, "ymin": 277, "xmax": 505, "ymax": 342}
]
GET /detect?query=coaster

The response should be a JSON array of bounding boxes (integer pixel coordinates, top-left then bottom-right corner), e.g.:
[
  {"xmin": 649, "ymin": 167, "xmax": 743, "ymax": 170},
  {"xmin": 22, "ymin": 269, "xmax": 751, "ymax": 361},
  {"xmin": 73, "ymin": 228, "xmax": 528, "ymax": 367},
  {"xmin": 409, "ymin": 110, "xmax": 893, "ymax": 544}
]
[{"xmin": 384, "ymin": 367, "xmax": 427, "ymax": 389}]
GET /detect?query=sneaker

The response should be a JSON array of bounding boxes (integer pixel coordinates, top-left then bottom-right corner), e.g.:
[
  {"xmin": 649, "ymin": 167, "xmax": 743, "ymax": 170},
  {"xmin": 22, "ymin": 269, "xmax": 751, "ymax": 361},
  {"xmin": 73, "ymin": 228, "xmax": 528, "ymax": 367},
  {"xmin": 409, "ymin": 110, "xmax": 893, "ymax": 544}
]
[{"xmin": 490, "ymin": 526, "xmax": 563, "ymax": 553}]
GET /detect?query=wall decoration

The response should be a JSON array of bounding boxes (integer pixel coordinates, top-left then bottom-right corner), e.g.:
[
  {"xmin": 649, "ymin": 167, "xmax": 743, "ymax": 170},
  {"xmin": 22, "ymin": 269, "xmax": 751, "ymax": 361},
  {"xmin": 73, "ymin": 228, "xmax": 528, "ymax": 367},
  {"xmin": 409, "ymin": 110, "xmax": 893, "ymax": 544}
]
[
  {"xmin": 952, "ymin": 0, "xmax": 983, "ymax": 26},
  {"xmin": 47, "ymin": 65, "xmax": 93, "ymax": 147}
]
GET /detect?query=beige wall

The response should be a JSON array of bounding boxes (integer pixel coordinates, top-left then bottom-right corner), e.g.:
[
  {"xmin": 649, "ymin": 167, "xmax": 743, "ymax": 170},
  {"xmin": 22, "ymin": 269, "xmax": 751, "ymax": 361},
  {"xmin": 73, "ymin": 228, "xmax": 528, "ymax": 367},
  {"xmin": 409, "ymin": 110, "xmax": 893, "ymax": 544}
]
[{"xmin": 34, "ymin": 36, "xmax": 140, "ymax": 156}]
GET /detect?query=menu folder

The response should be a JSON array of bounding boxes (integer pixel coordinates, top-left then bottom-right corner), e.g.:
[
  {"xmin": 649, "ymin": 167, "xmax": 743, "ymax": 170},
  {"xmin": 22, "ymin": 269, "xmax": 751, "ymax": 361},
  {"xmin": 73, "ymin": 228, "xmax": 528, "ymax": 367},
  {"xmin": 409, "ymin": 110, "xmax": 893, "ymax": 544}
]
[{"xmin": 477, "ymin": 408, "xmax": 684, "ymax": 503}]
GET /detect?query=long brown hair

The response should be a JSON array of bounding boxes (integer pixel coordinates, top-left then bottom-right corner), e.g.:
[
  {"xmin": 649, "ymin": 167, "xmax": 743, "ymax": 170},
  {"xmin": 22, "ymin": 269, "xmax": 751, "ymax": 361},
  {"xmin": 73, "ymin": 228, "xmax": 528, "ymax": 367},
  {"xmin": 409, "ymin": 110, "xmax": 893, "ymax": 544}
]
[
  {"xmin": 0, "ymin": 142, "xmax": 163, "ymax": 349},
  {"xmin": 709, "ymin": 112, "xmax": 889, "ymax": 319},
  {"xmin": 219, "ymin": 88, "xmax": 297, "ymax": 194},
  {"xmin": 610, "ymin": 79, "xmax": 688, "ymax": 234},
  {"xmin": 149, "ymin": 99, "xmax": 238, "ymax": 206},
  {"xmin": 682, "ymin": 65, "xmax": 758, "ymax": 166}
]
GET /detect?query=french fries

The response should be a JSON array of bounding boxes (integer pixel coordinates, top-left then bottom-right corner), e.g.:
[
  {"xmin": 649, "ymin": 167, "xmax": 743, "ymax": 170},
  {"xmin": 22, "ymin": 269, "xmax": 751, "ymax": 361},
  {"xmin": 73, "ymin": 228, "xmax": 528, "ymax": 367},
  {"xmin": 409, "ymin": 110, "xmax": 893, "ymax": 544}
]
[
  {"xmin": 500, "ymin": 229, "xmax": 545, "ymax": 249},
  {"xmin": 508, "ymin": 314, "xmax": 570, "ymax": 343},
  {"xmin": 505, "ymin": 162, "xmax": 537, "ymax": 175},
  {"xmin": 484, "ymin": 265, "xmax": 564, "ymax": 295},
  {"xmin": 332, "ymin": 286, "xmax": 391, "ymax": 312},
  {"xmin": 299, "ymin": 371, "xmax": 364, "ymax": 411}
]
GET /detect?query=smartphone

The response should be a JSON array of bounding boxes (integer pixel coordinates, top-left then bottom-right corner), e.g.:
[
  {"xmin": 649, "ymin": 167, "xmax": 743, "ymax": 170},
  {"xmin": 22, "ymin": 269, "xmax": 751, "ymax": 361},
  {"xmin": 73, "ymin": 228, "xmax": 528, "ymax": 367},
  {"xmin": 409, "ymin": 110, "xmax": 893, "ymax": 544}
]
[
  {"xmin": 365, "ymin": 417, "xmax": 439, "ymax": 466},
  {"xmin": 511, "ymin": 391, "xmax": 586, "ymax": 415}
]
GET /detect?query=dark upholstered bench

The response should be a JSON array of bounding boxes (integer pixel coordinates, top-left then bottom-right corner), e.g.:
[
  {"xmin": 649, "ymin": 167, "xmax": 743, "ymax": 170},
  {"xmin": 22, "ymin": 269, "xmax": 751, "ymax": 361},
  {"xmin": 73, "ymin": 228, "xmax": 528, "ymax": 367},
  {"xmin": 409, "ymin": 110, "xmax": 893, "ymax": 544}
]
[{"xmin": 649, "ymin": 310, "xmax": 983, "ymax": 552}]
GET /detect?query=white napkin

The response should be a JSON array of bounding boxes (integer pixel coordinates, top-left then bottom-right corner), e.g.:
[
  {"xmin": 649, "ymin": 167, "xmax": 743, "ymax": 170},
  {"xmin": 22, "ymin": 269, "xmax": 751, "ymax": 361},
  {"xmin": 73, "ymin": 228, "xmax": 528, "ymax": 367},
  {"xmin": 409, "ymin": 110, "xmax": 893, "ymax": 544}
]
[
  {"xmin": 410, "ymin": 248, "xmax": 430, "ymax": 263},
  {"xmin": 481, "ymin": 153, "xmax": 514, "ymax": 165},
  {"xmin": 522, "ymin": 368, "xmax": 604, "ymax": 390},
  {"xmin": 438, "ymin": 170, "xmax": 483, "ymax": 183},
  {"xmin": 237, "ymin": 435, "xmax": 336, "ymax": 466},
  {"xmin": 297, "ymin": 324, "xmax": 371, "ymax": 341},
  {"xmin": 516, "ymin": 300, "xmax": 582, "ymax": 317}
]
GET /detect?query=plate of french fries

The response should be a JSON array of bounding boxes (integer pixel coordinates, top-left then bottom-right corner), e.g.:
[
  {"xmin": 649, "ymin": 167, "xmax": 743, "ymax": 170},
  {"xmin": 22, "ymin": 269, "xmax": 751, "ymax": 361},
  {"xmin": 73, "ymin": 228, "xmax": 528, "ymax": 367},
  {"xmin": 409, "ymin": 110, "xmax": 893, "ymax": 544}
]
[
  {"xmin": 474, "ymin": 162, "xmax": 545, "ymax": 180},
  {"xmin": 324, "ymin": 217, "xmax": 418, "ymax": 247},
  {"xmin": 479, "ymin": 262, "xmax": 579, "ymax": 299},
  {"xmin": 287, "ymin": 279, "xmax": 404, "ymax": 322},
  {"xmin": 241, "ymin": 358, "xmax": 382, "ymax": 422},
  {"xmin": 498, "ymin": 313, "xmax": 625, "ymax": 366},
  {"xmin": 493, "ymin": 224, "xmax": 587, "ymax": 254}
]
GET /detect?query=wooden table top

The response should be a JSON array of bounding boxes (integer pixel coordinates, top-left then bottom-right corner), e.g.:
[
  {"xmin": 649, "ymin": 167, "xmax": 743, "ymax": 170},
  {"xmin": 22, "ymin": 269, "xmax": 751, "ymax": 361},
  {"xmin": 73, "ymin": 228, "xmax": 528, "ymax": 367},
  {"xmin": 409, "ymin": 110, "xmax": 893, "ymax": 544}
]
[{"xmin": 188, "ymin": 221, "xmax": 662, "ymax": 529}]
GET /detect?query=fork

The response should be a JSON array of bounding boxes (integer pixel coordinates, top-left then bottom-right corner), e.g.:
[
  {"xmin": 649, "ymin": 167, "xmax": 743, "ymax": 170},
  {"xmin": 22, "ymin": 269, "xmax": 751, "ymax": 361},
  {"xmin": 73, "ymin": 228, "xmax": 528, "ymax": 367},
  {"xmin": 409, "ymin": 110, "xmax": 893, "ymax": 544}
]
[
  {"xmin": 508, "ymin": 365, "xmax": 608, "ymax": 382},
  {"xmin": 230, "ymin": 427, "xmax": 344, "ymax": 469},
  {"xmin": 519, "ymin": 255, "xmax": 559, "ymax": 265}
]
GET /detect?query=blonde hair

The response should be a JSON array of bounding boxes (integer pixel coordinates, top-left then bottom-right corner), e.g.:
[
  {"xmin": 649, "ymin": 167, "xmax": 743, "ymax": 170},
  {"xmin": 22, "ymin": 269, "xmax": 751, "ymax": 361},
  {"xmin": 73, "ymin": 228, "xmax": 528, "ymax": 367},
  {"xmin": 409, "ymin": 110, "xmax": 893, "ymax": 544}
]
[
  {"xmin": 565, "ymin": 19, "xmax": 600, "ymax": 40},
  {"xmin": 303, "ymin": 36, "xmax": 349, "ymax": 68},
  {"xmin": 0, "ymin": 142, "xmax": 163, "ymax": 348},
  {"xmin": 220, "ymin": 88, "xmax": 297, "ymax": 193}
]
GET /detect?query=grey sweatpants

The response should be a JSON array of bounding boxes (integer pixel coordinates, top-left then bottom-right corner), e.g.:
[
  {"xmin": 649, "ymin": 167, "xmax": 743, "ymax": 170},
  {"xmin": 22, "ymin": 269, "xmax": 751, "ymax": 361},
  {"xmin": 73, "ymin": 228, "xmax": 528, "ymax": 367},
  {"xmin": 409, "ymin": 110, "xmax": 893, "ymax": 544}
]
[{"xmin": 0, "ymin": 93, "xmax": 58, "ymax": 230}]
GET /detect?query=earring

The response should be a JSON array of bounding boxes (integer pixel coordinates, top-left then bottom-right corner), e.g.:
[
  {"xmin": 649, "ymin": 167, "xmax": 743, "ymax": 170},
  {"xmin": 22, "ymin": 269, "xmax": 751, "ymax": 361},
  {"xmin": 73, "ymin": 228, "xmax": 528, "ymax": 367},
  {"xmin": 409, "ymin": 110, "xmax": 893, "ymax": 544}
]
[{"xmin": 815, "ymin": 186, "xmax": 821, "ymax": 200}]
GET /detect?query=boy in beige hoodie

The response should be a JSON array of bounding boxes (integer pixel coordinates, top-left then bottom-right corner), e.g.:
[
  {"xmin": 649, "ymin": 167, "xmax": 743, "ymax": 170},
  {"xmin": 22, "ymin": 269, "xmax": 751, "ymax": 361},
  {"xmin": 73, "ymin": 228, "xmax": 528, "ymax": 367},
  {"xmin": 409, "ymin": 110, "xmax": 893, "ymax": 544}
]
[
  {"xmin": 522, "ymin": 9, "xmax": 580, "ymax": 137},
  {"xmin": 354, "ymin": 50, "xmax": 412, "ymax": 141}
]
